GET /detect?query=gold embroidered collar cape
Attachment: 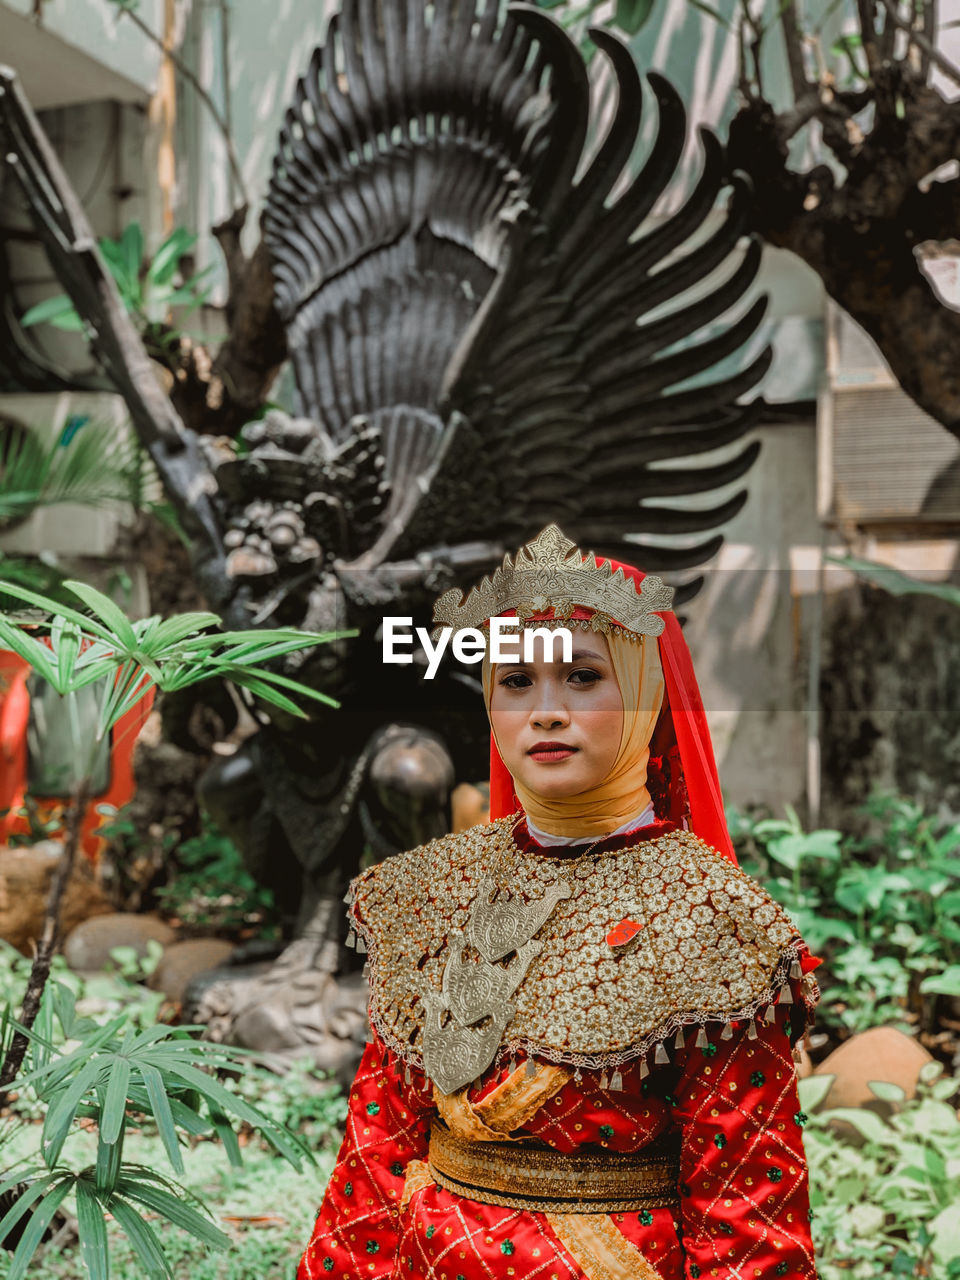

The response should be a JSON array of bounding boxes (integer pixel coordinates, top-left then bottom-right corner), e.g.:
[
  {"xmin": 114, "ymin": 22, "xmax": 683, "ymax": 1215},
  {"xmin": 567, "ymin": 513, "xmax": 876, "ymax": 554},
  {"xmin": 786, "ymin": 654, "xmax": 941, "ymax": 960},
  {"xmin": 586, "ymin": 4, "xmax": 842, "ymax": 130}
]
[{"xmin": 347, "ymin": 817, "xmax": 819, "ymax": 1080}]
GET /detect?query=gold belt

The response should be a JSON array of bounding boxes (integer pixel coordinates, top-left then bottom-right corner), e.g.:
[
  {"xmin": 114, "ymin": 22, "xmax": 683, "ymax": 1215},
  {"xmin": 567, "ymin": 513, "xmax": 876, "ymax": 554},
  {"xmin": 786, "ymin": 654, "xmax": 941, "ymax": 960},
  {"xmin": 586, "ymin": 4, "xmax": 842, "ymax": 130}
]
[{"xmin": 427, "ymin": 1123, "xmax": 681, "ymax": 1214}]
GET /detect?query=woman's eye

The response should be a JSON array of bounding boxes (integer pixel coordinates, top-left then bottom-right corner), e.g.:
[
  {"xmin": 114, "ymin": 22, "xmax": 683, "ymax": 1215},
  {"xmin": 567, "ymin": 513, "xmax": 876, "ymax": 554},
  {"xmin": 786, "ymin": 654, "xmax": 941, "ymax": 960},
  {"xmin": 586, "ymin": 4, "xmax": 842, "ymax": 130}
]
[
  {"xmin": 499, "ymin": 672, "xmax": 532, "ymax": 690},
  {"xmin": 568, "ymin": 668, "xmax": 601, "ymax": 686}
]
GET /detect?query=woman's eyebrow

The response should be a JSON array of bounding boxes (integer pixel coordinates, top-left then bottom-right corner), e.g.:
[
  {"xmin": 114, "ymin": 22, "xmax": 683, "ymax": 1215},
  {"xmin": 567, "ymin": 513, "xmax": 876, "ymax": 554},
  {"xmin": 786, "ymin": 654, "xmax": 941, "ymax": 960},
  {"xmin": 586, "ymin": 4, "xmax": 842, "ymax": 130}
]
[
  {"xmin": 494, "ymin": 647, "xmax": 609, "ymax": 668},
  {"xmin": 568, "ymin": 647, "xmax": 607, "ymax": 662}
]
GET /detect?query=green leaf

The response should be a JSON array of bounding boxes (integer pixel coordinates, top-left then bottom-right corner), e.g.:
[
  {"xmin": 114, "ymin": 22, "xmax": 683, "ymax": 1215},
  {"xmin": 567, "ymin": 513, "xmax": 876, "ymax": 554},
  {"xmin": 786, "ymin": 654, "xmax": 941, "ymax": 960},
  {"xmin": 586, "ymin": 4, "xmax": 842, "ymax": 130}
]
[
  {"xmin": 19, "ymin": 294, "xmax": 80, "ymax": 328},
  {"xmin": 139, "ymin": 1064, "xmax": 184, "ymax": 1176},
  {"xmin": 16, "ymin": 1013, "xmax": 127, "ymax": 1092},
  {"xmin": 164, "ymin": 1094, "xmax": 215, "ymax": 1138},
  {"xmin": 0, "ymin": 619, "xmax": 59, "ymax": 687},
  {"xmin": 65, "ymin": 580, "xmax": 138, "ymax": 650},
  {"xmin": 209, "ymin": 1108, "xmax": 242, "ymax": 1169},
  {"xmin": 918, "ymin": 1060, "xmax": 944, "ymax": 1084},
  {"xmin": 52, "ymin": 616, "xmax": 83, "ymax": 689},
  {"xmin": 868, "ymin": 1080, "xmax": 907, "ymax": 1104},
  {"xmin": 0, "ymin": 579, "xmax": 108, "ymax": 638},
  {"xmin": 51, "ymin": 981, "xmax": 78, "ymax": 1040},
  {"xmin": 42, "ymin": 1058, "xmax": 103, "ymax": 1169},
  {"xmin": 826, "ymin": 555, "xmax": 960, "ymax": 607},
  {"xmin": 797, "ymin": 1073, "xmax": 835, "ymax": 1112},
  {"xmin": 109, "ymin": 1195, "xmax": 172, "ymax": 1280},
  {"xmin": 100, "ymin": 237, "xmax": 132, "ymax": 292},
  {"xmin": 614, "ymin": 0, "xmax": 656, "ymax": 34},
  {"xmin": 212, "ymin": 672, "xmax": 311, "ymax": 717},
  {"xmin": 116, "ymin": 1176, "xmax": 230, "ymax": 1250},
  {"xmin": 142, "ymin": 612, "xmax": 221, "ymax": 649},
  {"xmin": 142, "ymin": 1056, "xmax": 305, "ymax": 1168},
  {"xmin": 120, "ymin": 223, "xmax": 145, "ymax": 293},
  {"xmin": 146, "ymin": 228, "xmax": 197, "ymax": 286},
  {"xmin": 225, "ymin": 669, "xmax": 338, "ymax": 712},
  {"xmin": 7, "ymin": 1177, "xmax": 72, "ymax": 1280},
  {"xmin": 931, "ymin": 1203, "xmax": 960, "ymax": 1265},
  {"xmin": 101, "ymin": 1054, "xmax": 132, "ymax": 1146},
  {"xmin": 75, "ymin": 1180, "xmax": 110, "ymax": 1280},
  {"xmin": 0, "ymin": 1172, "xmax": 60, "ymax": 1249},
  {"xmin": 825, "ymin": 1107, "xmax": 891, "ymax": 1144},
  {"xmin": 920, "ymin": 966, "xmax": 960, "ymax": 996}
]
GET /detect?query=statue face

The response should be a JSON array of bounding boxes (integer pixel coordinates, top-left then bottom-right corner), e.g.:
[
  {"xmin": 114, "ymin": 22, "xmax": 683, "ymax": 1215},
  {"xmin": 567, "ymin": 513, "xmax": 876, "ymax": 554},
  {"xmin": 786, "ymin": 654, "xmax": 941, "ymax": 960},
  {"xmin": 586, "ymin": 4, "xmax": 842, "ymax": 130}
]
[{"xmin": 488, "ymin": 632, "xmax": 623, "ymax": 801}]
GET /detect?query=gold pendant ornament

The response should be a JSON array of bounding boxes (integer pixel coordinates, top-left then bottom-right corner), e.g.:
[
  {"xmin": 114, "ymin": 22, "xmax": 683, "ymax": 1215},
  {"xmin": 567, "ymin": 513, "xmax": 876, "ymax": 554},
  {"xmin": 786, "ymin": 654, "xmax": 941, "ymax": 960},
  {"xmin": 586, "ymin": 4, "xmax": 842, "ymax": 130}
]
[{"xmin": 422, "ymin": 876, "xmax": 572, "ymax": 1094}]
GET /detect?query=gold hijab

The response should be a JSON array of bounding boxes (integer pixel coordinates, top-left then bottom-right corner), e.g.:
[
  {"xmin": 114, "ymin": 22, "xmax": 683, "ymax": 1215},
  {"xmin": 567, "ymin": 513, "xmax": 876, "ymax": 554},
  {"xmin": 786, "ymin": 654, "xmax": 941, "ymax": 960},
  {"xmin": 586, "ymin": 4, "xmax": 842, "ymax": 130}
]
[{"xmin": 481, "ymin": 628, "xmax": 665, "ymax": 838}]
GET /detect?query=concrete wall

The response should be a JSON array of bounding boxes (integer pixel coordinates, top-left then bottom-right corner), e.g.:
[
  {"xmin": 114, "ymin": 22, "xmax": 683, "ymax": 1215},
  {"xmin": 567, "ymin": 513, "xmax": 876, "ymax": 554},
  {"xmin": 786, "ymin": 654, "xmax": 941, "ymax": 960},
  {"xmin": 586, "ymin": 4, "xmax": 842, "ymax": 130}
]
[
  {"xmin": 680, "ymin": 422, "xmax": 821, "ymax": 815},
  {"xmin": 0, "ymin": 0, "xmax": 163, "ymax": 104}
]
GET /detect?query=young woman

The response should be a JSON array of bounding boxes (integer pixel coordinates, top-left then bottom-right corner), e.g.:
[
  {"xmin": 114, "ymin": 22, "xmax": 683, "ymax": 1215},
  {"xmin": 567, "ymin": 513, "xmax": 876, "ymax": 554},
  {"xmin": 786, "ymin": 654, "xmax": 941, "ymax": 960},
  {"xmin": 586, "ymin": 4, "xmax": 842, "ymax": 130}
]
[{"xmin": 298, "ymin": 525, "xmax": 823, "ymax": 1280}]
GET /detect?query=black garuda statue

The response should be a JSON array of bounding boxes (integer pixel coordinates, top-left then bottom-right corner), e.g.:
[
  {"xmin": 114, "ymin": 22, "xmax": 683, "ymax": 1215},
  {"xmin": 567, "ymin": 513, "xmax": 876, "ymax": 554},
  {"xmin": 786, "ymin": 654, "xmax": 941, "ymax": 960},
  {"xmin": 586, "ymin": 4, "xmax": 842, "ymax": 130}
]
[{"xmin": 0, "ymin": 0, "xmax": 768, "ymax": 1071}]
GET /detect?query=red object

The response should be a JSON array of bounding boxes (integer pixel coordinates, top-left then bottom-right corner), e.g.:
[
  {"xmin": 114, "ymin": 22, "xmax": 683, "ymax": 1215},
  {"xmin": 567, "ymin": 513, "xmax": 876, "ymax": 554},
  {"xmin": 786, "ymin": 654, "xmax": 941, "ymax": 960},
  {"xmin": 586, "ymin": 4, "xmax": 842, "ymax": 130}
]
[
  {"xmin": 0, "ymin": 648, "xmax": 153, "ymax": 861},
  {"xmin": 298, "ymin": 992, "xmax": 820, "ymax": 1280},
  {"xmin": 0, "ymin": 652, "xmax": 30, "ymax": 835},
  {"xmin": 488, "ymin": 553, "xmax": 738, "ymax": 865},
  {"xmin": 605, "ymin": 917, "xmax": 643, "ymax": 947}
]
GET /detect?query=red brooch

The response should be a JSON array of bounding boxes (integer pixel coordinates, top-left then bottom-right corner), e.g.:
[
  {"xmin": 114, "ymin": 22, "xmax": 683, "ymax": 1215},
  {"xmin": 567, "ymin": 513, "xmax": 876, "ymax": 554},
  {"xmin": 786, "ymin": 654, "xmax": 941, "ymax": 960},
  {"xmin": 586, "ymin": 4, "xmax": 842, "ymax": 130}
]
[{"xmin": 606, "ymin": 918, "xmax": 643, "ymax": 948}]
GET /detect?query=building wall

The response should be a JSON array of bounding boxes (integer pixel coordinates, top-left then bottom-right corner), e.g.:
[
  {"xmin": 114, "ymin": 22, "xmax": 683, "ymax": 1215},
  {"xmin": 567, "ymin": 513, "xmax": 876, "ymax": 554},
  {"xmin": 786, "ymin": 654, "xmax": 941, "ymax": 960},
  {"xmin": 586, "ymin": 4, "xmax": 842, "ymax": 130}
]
[{"xmin": 0, "ymin": 0, "xmax": 163, "ymax": 104}]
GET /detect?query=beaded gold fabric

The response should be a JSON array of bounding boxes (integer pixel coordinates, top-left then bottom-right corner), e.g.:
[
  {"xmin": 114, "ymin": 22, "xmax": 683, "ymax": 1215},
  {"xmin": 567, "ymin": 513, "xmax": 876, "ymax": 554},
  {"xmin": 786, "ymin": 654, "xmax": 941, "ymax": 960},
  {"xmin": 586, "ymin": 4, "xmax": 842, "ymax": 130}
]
[{"xmin": 349, "ymin": 817, "xmax": 820, "ymax": 1077}]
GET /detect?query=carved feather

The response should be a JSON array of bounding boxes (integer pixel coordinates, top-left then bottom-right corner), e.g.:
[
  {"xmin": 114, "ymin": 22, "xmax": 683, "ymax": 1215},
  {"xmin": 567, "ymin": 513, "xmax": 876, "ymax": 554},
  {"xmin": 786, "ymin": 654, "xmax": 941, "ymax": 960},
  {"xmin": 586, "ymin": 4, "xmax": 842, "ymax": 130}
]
[{"xmin": 263, "ymin": 1, "xmax": 768, "ymax": 584}]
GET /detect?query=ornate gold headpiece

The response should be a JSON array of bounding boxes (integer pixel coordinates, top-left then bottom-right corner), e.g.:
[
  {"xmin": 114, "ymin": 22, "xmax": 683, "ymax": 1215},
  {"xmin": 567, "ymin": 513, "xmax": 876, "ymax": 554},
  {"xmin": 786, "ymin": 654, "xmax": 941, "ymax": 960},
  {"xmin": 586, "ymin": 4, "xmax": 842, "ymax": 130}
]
[{"xmin": 431, "ymin": 525, "xmax": 674, "ymax": 640}]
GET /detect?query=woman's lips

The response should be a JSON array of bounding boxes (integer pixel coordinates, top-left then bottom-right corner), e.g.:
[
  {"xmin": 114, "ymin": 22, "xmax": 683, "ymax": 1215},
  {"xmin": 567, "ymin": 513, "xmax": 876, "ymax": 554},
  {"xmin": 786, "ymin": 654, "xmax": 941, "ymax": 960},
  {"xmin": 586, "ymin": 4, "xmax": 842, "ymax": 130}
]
[{"xmin": 527, "ymin": 742, "xmax": 578, "ymax": 762}]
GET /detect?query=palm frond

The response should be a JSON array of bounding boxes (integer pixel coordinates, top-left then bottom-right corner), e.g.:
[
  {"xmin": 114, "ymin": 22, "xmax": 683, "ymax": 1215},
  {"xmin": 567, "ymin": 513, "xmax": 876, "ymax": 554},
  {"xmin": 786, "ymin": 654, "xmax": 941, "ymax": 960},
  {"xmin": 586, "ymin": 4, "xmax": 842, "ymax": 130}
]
[{"xmin": 0, "ymin": 419, "xmax": 153, "ymax": 525}]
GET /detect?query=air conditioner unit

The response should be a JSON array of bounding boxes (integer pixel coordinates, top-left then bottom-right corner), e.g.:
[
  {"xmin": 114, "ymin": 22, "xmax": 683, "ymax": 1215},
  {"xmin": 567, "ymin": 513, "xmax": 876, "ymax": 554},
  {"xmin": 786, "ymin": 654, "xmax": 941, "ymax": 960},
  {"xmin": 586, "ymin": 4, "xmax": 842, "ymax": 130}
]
[
  {"xmin": 0, "ymin": 390, "xmax": 140, "ymax": 557},
  {"xmin": 817, "ymin": 301, "xmax": 960, "ymax": 527}
]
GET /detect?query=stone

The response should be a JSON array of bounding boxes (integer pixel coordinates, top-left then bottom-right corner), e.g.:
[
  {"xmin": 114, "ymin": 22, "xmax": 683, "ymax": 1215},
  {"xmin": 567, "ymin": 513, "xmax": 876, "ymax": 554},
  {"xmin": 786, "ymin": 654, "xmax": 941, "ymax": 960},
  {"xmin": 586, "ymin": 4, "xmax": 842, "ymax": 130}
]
[
  {"xmin": 813, "ymin": 1026, "xmax": 935, "ymax": 1119},
  {"xmin": 451, "ymin": 783, "xmax": 488, "ymax": 832},
  {"xmin": 0, "ymin": 843, "xmax": 112, "ymax": 955},
  {"xmin": 794, "ymin": 1043, "xmax": 813, "ymax": 1079},
  {"xmin": 149, "ymin": 938, "xmax": 236, "ymax": 1003},
  {"xmin": 63, "ymin": 912, "xmax": 175, "ymax": 972},
  {"xmin": 192, "ymin": 939, "xmax": 369, "ymax": 1087}
]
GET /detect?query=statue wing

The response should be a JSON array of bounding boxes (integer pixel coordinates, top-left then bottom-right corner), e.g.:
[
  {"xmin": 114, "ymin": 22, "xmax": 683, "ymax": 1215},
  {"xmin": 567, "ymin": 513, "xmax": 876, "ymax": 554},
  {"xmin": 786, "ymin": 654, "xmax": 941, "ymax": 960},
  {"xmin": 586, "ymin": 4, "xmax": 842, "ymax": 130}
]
[
  {"xmin": 0, "ymin": 67, "xmax": 224, "ymax": 591},
  {"xmin": 265, "ymin": 3, "xmax": 767, "ymax": 578},
  {"xmin": 263, "ymin": 0, "xmax": 590, "ymax": 564},
  {"xmin": 420, "ymin": 13, "xmax": 770, "ymax": 576}
]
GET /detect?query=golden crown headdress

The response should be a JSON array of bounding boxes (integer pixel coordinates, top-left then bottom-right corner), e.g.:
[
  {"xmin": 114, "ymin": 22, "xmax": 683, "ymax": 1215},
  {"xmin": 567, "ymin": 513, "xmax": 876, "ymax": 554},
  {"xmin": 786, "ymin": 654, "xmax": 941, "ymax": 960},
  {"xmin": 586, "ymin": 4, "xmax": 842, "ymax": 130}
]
[{"xmin": 431, "ymin": 525, "xmax": 674, "ymax": 640}]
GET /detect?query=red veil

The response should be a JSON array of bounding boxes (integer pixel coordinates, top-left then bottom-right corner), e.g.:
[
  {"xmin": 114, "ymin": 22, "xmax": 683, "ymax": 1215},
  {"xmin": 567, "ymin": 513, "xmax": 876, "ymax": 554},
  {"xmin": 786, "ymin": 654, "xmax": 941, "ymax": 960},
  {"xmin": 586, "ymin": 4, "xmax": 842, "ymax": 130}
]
[{"xmin": 487, "ymin": 556, "xmax": 738, "ymax": 866}]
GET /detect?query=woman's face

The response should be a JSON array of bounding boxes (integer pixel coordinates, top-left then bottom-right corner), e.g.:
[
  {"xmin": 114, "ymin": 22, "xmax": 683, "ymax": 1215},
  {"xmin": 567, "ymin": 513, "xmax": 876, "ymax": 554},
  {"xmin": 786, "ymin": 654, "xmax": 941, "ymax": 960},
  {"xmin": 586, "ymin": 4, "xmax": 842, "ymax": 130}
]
[{"xmin": 488, "ymin": 632, "xmax": 623, "ymax": 799}]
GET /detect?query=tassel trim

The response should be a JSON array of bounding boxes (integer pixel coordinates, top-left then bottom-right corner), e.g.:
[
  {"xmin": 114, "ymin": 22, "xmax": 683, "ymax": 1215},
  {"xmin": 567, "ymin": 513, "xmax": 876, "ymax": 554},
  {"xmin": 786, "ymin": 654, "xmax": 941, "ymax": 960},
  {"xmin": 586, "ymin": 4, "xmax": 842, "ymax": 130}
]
[{"xmin": 349, "ymin": 876, "xmax": 818, "ymax": 1080}]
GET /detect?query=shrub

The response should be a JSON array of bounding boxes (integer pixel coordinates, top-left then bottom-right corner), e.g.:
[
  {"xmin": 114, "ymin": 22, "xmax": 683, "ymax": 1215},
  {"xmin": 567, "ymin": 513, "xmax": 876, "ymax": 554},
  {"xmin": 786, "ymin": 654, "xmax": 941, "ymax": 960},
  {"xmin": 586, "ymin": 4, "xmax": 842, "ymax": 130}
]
[{"xmin": 801, "ymin": 1063, "xmax": 960, "ymax": 1278}]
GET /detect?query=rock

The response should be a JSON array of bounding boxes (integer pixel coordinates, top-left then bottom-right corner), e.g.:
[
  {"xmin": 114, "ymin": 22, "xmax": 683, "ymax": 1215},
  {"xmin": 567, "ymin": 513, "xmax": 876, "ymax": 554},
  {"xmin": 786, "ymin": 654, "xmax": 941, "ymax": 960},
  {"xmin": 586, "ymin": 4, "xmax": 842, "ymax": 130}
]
[
  {"xmin": 794, "ymin": 1043, "xmax": 813, "ymax": 1079},
  {"xmin": 63, "ymin": 912, "xmax": 175, "ymax": 972},
  {"xmin": 191, "ymin": 940, "xmax": 368, "ymax": 1087},
  {"xmin": 149, "ymin": 938, "xmax": 236, "ymax": 1003},
  {"xmin": 0, "ymin": 843, "xmax": 112, "ymax": 955},
  {"xmin": 452, "ymin": 783, "xmax": 488, "ymax": 832},
  {"xmin": 813, "ymin": 1026, "xmax": 934, "ymax": 1119}
]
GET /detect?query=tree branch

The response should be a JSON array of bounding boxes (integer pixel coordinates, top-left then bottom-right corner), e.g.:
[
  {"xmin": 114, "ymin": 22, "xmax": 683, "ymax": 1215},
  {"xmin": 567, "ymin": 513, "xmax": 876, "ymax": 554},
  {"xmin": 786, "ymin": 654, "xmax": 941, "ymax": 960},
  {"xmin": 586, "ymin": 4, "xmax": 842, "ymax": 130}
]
[
  {"xmin": 780, "ymin": 0, "xmax": 813, "ymax": 100},
  {"xmin": 116, "ymin": 3, "xmax": 250, "ymax": 209},
  {"xmin": 880, "ymin": 0, "xmax": 960, "ymax": 87},
  {"xmin": 0, "ymin": 782, "xmax": 89, "ymax": 1104}
]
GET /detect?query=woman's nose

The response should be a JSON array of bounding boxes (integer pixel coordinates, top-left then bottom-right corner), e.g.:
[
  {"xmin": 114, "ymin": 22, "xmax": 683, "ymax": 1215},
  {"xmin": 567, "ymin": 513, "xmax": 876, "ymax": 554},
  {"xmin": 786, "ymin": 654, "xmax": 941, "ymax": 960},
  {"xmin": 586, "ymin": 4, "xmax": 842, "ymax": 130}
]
[{"xmin": 531, "ymin": 701, "xmax": 570, "ymax": 731}]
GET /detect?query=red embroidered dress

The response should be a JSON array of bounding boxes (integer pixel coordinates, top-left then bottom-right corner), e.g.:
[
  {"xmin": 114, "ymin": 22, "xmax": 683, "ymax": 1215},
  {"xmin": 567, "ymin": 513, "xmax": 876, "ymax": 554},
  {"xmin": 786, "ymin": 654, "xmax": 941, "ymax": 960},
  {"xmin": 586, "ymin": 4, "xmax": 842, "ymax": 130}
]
[{"xmin": 298, "ymin": 819, "xmax": 822, "ymax": 1280}]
